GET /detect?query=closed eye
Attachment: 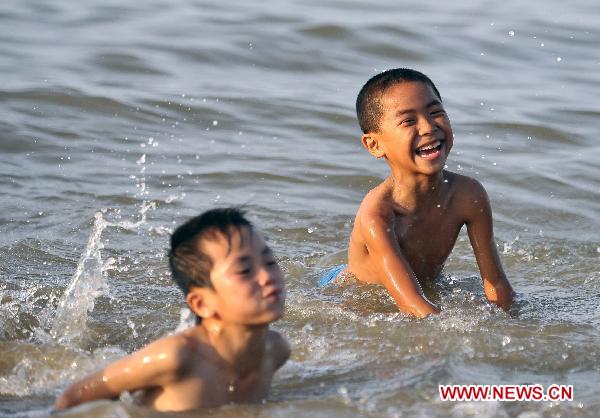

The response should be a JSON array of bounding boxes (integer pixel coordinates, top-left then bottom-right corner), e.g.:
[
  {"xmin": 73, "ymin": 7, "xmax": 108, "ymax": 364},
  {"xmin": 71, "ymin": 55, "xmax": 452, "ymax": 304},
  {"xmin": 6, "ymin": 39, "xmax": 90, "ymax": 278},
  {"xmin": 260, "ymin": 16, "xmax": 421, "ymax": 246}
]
[
  {"xmin": 399, "ymin": 118, "xmax": 416, "ymax": 126},
  {"xmin": 238, "ymin": 268, "xmax": 252, "ymax": 276}
]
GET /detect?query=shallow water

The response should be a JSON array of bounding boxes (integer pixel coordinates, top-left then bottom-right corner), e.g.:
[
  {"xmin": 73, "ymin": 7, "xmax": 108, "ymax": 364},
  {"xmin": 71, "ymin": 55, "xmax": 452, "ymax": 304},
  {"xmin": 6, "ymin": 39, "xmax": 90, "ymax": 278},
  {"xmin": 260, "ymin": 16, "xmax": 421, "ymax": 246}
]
[{"xmin": 1, "ymin": 0, "xmax": 599, "ymax": 417}]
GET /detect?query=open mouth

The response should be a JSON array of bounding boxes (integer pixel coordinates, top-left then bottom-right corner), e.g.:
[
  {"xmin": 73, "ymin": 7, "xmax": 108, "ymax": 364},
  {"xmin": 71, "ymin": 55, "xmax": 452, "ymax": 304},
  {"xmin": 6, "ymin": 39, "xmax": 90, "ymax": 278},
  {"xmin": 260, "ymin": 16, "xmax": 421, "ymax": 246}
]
[{"xmin": 415, "ymin": 139, "xmax": 444, "ymax": 158}]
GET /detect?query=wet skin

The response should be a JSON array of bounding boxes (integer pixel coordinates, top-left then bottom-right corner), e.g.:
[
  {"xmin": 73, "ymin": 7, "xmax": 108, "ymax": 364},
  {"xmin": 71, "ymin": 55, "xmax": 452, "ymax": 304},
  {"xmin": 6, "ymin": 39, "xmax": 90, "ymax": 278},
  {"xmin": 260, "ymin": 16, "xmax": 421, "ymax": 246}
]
[
  {"xmin": 55, "ymin": 227, "xmax": 290, "ymax": 412},
  {"xmin": 347, "ymin": 81, "xmax": 513, "ymax": 318}
]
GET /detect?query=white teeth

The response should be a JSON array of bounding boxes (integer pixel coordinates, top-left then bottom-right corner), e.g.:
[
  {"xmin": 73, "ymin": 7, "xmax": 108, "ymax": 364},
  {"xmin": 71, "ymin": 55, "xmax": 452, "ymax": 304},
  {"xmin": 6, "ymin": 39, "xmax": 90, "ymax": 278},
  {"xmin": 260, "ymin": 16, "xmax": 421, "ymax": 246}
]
[{"xmin": 418, "ymin": 140, "xmax": 441, "ymax": 151}]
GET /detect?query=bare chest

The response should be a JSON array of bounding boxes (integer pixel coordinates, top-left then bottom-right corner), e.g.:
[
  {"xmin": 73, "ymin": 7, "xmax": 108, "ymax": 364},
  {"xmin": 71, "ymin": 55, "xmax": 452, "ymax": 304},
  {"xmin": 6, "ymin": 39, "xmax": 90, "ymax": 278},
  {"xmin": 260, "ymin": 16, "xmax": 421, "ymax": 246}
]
[
  {"xmin": 146, "ymin": 363, "xmax": 274, "ymax": 411},
  {"xmin": 393, "ymin": 211, "xmax": 463, "ymax": 280}
]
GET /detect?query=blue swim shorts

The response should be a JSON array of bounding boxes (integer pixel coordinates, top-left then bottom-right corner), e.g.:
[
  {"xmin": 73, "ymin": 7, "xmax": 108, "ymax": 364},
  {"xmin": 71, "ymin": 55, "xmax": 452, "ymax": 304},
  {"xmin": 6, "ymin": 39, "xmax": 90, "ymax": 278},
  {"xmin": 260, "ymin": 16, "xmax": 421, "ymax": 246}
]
[{"xmin": 317, "ymin": 264, "xmax": 347, "ymax": 287}]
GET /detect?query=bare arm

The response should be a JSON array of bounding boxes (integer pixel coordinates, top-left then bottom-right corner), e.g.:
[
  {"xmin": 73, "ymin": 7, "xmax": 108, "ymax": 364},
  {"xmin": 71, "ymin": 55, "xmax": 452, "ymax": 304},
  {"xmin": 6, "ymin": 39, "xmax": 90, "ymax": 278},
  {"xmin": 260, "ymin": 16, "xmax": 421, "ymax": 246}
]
[
  {"xmin": 361, "ymin": 214, "xmax": 439, "ymax": 318},
  {"xmin": 464, "ymin": 180, "xmax": 514, "ymax": 310},
  {"xmin": 55, "ymin": 336, "xmax": 184, "ymax": 410}
]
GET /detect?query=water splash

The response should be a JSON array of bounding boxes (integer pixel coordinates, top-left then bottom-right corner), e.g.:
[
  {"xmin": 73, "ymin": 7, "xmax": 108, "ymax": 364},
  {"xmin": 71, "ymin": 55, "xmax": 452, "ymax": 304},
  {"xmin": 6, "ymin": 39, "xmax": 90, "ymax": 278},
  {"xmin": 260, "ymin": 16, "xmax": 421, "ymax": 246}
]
[
  {"xmin": 48, "ymin": 151, "xmax": 158, "ymax": 346},
  {"xmin": 49, "ymin": 212, "xmax": 109, "ymax": 345},
  {"xmin": 173, "ymin": 307, "xmax": 196, "ymax": 333}
]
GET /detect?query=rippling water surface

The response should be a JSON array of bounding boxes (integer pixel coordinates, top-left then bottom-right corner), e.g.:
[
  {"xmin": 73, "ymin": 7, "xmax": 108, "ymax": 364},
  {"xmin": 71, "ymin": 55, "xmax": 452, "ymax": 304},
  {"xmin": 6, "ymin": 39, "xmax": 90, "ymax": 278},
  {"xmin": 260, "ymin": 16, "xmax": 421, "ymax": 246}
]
[{"xmin": 1, "ymin": 0, "xmax": 599, "ymax": 417}]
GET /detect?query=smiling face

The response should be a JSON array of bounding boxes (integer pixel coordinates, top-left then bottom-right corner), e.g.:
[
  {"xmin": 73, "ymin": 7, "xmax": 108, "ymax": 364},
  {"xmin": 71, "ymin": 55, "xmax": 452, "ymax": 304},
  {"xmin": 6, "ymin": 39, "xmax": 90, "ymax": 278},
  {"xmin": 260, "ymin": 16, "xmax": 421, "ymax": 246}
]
[
  {"xmin": 362, "ymin": 81, "xmax": 453, "ymax": 176},
  {"xmin": 197, "ymin": 226, "xmax": 285, "ymax": 326}
]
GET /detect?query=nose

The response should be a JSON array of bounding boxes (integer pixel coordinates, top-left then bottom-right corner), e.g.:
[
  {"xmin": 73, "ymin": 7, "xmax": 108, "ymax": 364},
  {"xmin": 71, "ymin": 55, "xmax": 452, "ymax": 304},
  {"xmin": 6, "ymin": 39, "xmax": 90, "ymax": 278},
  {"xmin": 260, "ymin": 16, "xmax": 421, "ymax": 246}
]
[
  {"xmin": 417, "ymin": 115, "xmax": 437, "ymax": 137},
  {"xmin": 257, "ymin": 265, "xmax": 279, "ymax": 287}
]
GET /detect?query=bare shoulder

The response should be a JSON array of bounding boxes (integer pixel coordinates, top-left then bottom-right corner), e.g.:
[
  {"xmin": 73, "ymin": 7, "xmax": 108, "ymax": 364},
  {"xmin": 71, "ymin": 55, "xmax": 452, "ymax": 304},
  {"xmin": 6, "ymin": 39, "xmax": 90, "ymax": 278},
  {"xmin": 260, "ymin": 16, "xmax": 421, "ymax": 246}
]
[
  {"xmin": 445, "ymin": 172, "xmax": 487, "ymax": 200},
  {"xmin": 446, "ymin": 172, "xmax": 491, "ymax": 218},
  {"xmin": 134, "ymin": 327, "xmax": 207, "ymax": 374},
  {"xmin": 267, "ymin": 330, "xmax": 290, "ymax": 370},
  {"xmin": 356, "ymin": 179, "xmax": 395, "ymax": 225}
]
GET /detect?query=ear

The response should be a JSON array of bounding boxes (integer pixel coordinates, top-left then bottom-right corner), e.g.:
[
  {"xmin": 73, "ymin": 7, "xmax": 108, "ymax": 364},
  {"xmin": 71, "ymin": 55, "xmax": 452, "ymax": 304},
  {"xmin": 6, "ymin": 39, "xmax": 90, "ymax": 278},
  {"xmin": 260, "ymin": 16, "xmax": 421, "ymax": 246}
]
[
  {"xmin": 186, "ymin": 287, "xmax": 218, "ymax": 320},
  {"xmin": 361, "ymin": 133, "xmax": 385, "ymax": 159}
]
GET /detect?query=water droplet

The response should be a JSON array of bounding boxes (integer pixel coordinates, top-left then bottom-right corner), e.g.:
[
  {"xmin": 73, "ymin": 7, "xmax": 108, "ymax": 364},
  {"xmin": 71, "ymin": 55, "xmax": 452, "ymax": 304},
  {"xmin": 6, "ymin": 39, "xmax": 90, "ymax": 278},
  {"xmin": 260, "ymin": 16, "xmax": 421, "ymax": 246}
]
[
  {"xmin": 212, "ymin": 120, "xmax": 218, "ymax": 126},
  {"xmin": 556, "ymin": 57, "xmax": 562, "ymax": 62}
]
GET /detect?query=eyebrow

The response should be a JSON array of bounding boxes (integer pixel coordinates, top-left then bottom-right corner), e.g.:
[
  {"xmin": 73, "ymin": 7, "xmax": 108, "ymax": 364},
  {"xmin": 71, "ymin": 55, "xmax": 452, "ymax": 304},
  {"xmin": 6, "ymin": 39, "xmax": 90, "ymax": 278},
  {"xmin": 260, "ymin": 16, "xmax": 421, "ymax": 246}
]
[
  {"xmin": 394, "ymin": 99, "xmax": 442, "ymax": 117},
  {"xmin": 236, "ymin": 255, "xmax": 252, "ymax": 265},
  {"xmin": 233, "ymin": 246, "xmax": 272, "ymax": 264}
]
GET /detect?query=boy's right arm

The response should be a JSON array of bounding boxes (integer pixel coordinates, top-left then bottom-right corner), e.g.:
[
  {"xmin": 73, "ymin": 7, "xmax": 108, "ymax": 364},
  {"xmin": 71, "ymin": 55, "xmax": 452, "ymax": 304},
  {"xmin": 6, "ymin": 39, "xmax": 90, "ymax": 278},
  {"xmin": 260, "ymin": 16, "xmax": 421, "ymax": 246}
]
[
  {"xmin": 361, "ymin": 214, "xmax": 439, "ymax": 318},
  {"xmin": 55, "ymin": 336, "xmax": 185, "ymax": 410}
]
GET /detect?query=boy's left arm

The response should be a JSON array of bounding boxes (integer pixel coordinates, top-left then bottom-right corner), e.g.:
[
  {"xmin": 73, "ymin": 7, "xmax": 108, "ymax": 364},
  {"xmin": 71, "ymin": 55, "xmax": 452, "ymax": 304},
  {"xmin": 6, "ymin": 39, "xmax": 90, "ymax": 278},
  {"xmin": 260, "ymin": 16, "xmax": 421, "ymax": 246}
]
[{"xmin": 463, "ymin": 179, "xmax": 514, "ymax": 310}]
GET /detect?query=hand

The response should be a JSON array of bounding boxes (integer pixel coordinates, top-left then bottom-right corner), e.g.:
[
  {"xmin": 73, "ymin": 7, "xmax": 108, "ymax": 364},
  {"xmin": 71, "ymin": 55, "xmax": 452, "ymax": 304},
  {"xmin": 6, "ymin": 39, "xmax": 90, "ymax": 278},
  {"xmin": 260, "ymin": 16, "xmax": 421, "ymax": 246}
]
[{"xmin": 484, "ymin": 279, "xmax": 513, "ymax": 311}]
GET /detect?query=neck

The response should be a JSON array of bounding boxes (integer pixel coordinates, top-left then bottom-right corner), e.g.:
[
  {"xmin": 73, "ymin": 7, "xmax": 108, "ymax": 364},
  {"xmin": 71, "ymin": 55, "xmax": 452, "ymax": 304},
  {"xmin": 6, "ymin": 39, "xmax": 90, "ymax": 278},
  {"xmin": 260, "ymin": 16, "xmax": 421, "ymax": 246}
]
[
  {"xmin": 201, "ymin": 318, "xmax": 269, "ymax": 376},
  {"xmin": 388, "ymin": 169, "xmax": 446, "ymax": 212}
]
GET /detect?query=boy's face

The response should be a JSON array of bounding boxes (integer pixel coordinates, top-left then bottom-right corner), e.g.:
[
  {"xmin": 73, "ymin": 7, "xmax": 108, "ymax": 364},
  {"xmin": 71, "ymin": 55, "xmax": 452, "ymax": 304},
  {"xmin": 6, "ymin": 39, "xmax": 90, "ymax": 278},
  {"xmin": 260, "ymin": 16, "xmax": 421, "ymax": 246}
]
[
  {"xmin": 201, "ymin": 227, "xmax": 285, "ymax": 326},
  {"xmin": 363, "ymin": 81, "xmax": 453, "ymax": 176}
]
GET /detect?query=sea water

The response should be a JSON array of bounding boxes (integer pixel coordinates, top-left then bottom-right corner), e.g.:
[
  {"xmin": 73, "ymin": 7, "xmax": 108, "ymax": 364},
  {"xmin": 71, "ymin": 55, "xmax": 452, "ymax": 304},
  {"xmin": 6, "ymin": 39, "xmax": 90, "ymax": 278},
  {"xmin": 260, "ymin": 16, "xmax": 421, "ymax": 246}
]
[{"xmin": 1, "ymin": 0, "xmax": 599, "ymax": 417}]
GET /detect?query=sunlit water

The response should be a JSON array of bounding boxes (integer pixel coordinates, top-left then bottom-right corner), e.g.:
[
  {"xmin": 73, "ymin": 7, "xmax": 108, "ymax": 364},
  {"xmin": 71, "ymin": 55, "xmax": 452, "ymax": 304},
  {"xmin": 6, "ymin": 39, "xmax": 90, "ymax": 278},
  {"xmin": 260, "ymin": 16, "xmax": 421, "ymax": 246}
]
[{"xmin": 1, "ymin": 0, "xmax": 599, "ymax": 417}]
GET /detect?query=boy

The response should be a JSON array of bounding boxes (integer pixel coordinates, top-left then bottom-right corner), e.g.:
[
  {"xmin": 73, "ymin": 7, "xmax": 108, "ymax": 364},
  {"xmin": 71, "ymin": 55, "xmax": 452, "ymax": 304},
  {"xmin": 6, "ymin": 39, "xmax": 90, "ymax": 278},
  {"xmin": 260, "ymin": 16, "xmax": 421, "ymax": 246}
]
[
  {"xmin": 337, "ymin": 68, "xmax": 513, "ymax": 318},
  {"xmin": 55, "ymin": 208, "xmax": 290, "ymax": 412}
]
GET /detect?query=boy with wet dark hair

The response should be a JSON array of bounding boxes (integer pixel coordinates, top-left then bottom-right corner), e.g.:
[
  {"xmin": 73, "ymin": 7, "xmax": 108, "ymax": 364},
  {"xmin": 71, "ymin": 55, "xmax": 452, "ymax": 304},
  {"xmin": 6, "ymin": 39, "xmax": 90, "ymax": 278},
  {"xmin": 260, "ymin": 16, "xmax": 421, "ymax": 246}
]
[
  {"xmin": 56, "ymin": 208, "xmax": 289, "ymax": 411},
  {"xmin": 323, "ymin": 68, "xmax": 513, "ymax": 318},
  {"xmin": 356, "ymin": 68, "xmax": 442, "ymax": 134},
  {"xmin": 169, "ymin": 207, "xmax": 252, "ymax": 295}
]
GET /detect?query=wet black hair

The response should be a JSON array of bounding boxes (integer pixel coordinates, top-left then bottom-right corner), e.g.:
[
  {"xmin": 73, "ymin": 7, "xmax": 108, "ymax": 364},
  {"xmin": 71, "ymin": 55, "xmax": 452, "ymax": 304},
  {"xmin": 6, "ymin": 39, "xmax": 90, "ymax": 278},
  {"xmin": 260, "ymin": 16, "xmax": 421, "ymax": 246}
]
[
  {"xmin": 169, "ymin": 207, "xmax": 252, "ymax": 295},
  {"xmin": 356, "ymin": 68, "xmax": 442, "ymax": 134}
]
